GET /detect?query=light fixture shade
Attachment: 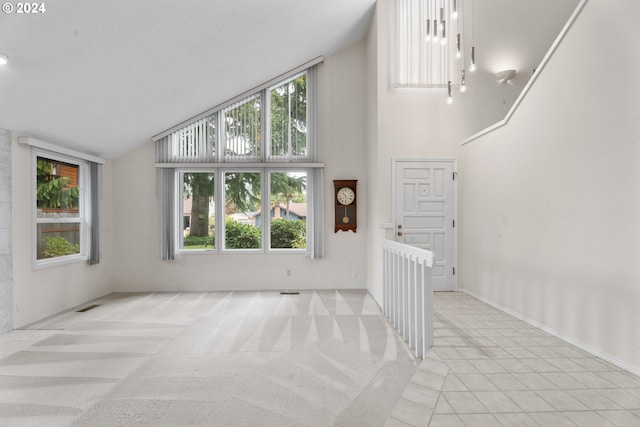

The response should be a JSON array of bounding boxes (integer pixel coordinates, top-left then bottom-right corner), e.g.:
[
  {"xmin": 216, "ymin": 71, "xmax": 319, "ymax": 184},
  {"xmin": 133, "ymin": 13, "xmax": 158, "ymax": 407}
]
[
  {"xmin": 469, "ymin": 46, "xmax": 476, "ymax": 72},
  {"xmin": 459, "ymin": 69, "xmax": 467, "ymax": 92},
  {"xmin": 0, "ymin": 53, "xmax": 8, "ymax": 65},
  {"xmin": 495, "ymin": 69, "xmax": 516, "ymax": 83}
]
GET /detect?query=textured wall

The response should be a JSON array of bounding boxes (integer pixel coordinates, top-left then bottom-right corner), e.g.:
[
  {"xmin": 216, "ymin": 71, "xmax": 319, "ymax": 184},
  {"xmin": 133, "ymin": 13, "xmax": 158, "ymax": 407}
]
[{"xmin": 0, "ymin": 128, "xmax": 12, "ymax": 334}]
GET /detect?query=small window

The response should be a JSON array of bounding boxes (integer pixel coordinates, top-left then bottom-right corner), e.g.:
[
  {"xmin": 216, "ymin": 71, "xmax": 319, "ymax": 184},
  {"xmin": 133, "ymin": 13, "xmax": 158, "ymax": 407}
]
[
  {"xmin": 181, "ymin": 172, "xmax": 215, "ymax": 251},
  {"xmin": 269, "ymin": 171, "xmax": 307, "ymax": 250},
  {"xmin": 34, "ymin": 154, "xmax": 87, "ymax": 265},
  {"xmin": 223, "ymin": 171, "xmax": 262, "ymax": 250},
  {"xmin": 224, "ymin": 96, "xmax": 261, "ymax": 161}
]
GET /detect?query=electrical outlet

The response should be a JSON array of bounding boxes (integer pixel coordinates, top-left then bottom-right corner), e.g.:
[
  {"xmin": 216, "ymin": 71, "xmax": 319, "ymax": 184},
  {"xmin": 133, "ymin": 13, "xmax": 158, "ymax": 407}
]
[
  {"xmin": 352, "ymin": 272, "xmax": 357, "ymax": 280},
  {"xmin": 286, "ymin": 269, "xmax": 291, "ymax": 277}
]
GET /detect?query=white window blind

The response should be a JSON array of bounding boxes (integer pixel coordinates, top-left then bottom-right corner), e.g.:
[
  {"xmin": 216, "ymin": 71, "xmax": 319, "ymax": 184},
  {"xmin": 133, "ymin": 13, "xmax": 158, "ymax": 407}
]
[
  {"xmin": 156, "ymin": 115, "xmax": 216, "ymax": 163},
  {"xmin": 224, "ymin": 95, "xmax": 262, "ymax": 162}
]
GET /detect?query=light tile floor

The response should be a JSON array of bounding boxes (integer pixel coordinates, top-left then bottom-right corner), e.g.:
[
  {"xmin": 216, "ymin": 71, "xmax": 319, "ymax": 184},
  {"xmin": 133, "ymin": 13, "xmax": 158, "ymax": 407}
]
[{"xmin": 386, "ymin": 292, "xmax": 640, "ymax": 427}]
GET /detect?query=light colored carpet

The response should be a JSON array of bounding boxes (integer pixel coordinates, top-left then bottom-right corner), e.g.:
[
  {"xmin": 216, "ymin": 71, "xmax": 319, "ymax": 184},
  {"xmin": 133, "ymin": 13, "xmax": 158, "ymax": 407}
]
[{"xmin": 0, "ymin": 291, "xmax": 418, "ymax": 426}]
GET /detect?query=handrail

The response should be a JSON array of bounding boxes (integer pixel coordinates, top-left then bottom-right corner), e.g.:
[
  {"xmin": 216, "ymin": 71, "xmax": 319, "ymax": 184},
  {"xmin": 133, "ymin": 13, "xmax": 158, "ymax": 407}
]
[{"xmin": 383, "ymin": 239, "xmax": 434, "ymax": 358}]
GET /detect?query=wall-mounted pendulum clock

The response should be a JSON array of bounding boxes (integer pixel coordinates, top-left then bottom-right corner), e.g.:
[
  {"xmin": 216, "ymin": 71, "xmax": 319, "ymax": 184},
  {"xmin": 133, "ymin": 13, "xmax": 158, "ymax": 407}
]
[{"xmin": 334, "ymin": 179, "xmax": 357, "ymax": 233}]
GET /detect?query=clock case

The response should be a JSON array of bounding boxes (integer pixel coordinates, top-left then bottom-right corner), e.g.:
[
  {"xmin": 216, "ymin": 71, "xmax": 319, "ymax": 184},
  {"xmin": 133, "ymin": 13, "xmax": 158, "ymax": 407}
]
[{"xmin": 333, "ymin": 179, "xmax": 357, "ymax": 233}]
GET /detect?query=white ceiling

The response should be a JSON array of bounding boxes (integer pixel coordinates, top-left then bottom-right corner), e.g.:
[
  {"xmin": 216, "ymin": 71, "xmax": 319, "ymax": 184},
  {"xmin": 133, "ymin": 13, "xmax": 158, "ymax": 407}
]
[{"xmin": 0, "ymin": 0, "xmax": 375, "ymax": 159}]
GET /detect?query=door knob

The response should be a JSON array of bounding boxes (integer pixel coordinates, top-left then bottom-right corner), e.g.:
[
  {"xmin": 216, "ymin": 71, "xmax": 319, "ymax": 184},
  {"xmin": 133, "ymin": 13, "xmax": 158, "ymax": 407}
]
[
  {"xmin": 397, "ymin": 231, "xmax": 403, "ymax": 236},
  {"xmin": 397, "ymin": 224, "xmax": 402, "ymax": 229}
]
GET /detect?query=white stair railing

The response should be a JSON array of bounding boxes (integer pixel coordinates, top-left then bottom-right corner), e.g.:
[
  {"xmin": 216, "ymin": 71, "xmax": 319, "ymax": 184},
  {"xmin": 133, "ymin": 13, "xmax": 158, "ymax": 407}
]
[{"xmin": 383, "ymin": 239, "xmax": 434, "ymax": 358}]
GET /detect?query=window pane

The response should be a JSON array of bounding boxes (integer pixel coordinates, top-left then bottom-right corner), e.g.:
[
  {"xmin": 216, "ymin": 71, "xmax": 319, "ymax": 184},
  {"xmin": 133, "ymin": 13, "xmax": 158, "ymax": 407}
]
[
  {"xmin": 225, "ymin": 95, "xmax": 261, "ymax": 161},
  {"xmin": 36, "ymin": 223, "xmax": 80, "ymax": 260},
  {"xmin": 224, "ymin": 172, "xmax": 261, "ymax": 249},
  {"xmin": 270, "ymin": 74, "xmax": 307, "ymax": 158},
  {"xmin": 36, "ymin": 157, "xmax": 80, "ymax": 219},
  {"xmin": 170, "ymin": 114, "xmax": 216, "ymax": 162},
  {"xmin": 182, "ymin": 172, "xmax": 215, "ymax": 250},
  {"xmin": 269, "ymin": 172, "xmax": 307, "ymax": 249}
]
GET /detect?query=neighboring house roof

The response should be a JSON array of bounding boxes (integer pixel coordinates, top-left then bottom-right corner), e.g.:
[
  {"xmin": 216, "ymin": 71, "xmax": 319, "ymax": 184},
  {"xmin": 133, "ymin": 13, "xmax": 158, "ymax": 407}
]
[
  {"xmin": 256, "ymin": 202, "xmax": 307, "ymax": 219},
  {"xmin": 280, "ymin": 202, "xmax": 307, "ymax": 218},
  {"xmin": 182, "ymin": 198, "xmax": 215, "ymax": 216}
]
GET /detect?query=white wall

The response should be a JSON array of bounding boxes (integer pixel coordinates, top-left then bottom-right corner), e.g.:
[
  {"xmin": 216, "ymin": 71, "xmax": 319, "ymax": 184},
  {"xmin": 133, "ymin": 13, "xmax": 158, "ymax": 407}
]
[
  {"xmin": 460, "ymin": 0, "xmax": 640, "ymax": 373},
  {"xmin": 11, "ymin": 135, "xmax": 114, "ymax": 327},
  {"xmin": 365, "ymin": 6, "xmax": 382, "ymax": 305},
  {"xmin": 366, "ymin": 0, "xmax": 464, "ymax": 304},
  {"xmin": 111, "ymin": 41, "xmax": 369, "ymax": 292},
  {"xmin": 461, "ymin": 0, "xmax": 579, "ymax": 139}
]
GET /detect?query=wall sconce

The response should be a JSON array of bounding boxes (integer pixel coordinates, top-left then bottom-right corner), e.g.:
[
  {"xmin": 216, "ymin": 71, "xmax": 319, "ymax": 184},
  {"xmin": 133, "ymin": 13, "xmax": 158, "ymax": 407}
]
[
  {"xmin": 495, "ymin": 69, "xmax": 516, "ymax": 83},
  {"xmin": 0, "ymin": 53, "xmax": 8, "ymax": 65}
]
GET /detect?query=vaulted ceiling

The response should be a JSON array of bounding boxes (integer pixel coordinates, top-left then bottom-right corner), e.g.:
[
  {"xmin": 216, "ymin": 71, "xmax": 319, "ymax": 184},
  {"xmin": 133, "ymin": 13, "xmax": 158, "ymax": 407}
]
[{"xmin": 0, "ymin": 0, "xmax": 375, "ymax": 159}]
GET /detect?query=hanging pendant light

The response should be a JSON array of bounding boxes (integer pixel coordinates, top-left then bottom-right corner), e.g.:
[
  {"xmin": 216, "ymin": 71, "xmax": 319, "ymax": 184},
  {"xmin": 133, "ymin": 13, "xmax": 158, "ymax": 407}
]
[
  {"xmin": 469, "ymin": 46, "xmax": 477, "ymax": 72},
  {"xmin": 390, "ymin": 0, "xmax": 475, "ymax": 103}
]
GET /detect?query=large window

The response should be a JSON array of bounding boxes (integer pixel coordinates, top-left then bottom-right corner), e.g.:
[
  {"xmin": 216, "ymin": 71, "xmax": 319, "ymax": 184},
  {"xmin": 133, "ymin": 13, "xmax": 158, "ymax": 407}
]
[
  {"xmin": 34, "ymin": 153, "xmax": 88, "ymax": 265},
  {"xmin": 178, "ymin": 170, "xmax": 309, "ymax": 253},
  {"xmin": 156, "ymin": 61, "xmax": 323, "ymax": 259}
]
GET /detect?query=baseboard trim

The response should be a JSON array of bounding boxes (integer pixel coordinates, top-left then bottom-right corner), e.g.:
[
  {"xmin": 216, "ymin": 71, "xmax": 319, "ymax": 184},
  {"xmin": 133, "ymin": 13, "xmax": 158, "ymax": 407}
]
[{"xmin": 460, "ymin": 288, "xmax": 640, "ymax": 378}]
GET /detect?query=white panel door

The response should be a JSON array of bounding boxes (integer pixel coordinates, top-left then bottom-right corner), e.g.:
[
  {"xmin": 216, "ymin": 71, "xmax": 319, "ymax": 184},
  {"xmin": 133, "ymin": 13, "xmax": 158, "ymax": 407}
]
[{"xmin": 395, "ymin": 160, "xmax": 455, "ymax": 291}]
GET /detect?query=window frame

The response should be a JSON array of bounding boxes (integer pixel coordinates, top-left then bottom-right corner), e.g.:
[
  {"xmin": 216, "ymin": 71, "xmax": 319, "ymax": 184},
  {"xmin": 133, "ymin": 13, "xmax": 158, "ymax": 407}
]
[
  {"xmin": 265, "ymin": 72, "xmax": 310, "ymax": 162},
  {"xmin": 176, "ymin": 168, "xmax": 309, "ymax": 255},
  {"xmin": 222, "ymin": 94, "xmax": 263, "ymax": 162},
  {"xmin": 157, "ymin": 61, "xmax": 322, "ymax": 260},
  {"xmin": 177, "ymin": 168, "xmax": 217, "ymax": 254},
  {"xmin": 32, "ymin": 149, "xmax": 90, "ymax": 269},
  {"xmin": 266, "ymin": 169, "xmax": 309, "ymax": 253},
  {"xmin": 220, "ymin": 168, "xmax": 264, "ymax": 253}
]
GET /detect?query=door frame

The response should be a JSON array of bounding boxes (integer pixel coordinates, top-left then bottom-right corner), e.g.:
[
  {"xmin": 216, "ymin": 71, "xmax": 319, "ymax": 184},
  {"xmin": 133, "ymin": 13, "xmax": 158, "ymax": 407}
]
[{"xmin": 391, "ymin": 157, "xmax": 459, "ymax": 290}]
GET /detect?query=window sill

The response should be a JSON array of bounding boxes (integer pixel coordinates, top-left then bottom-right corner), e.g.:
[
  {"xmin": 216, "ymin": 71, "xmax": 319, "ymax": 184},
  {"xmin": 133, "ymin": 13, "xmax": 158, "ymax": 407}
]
[
  {"xmin": 34, "ymin": 254, "xmax": 88, "ymax": 270},
  {"xmin": 176, "ymin": 249, "xmax": 306, "ymax": 255}
]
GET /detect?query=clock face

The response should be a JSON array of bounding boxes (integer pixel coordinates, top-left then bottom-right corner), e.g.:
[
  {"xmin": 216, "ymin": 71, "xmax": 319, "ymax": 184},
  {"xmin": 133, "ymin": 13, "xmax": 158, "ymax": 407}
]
[{"xmin": 337, "ymin": 187, "xmax": 355, "ymax": 206}]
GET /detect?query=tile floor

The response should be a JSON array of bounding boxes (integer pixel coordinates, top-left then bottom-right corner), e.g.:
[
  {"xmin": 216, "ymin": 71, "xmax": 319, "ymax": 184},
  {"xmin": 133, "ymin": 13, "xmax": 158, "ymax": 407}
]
[
  {"xmin": 0, "ymin": 291, "xmax": 638, "ymax": 426},
  {"xmin": 386, "ymin": 292, "xmax": 640, "ymax": 427}
]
